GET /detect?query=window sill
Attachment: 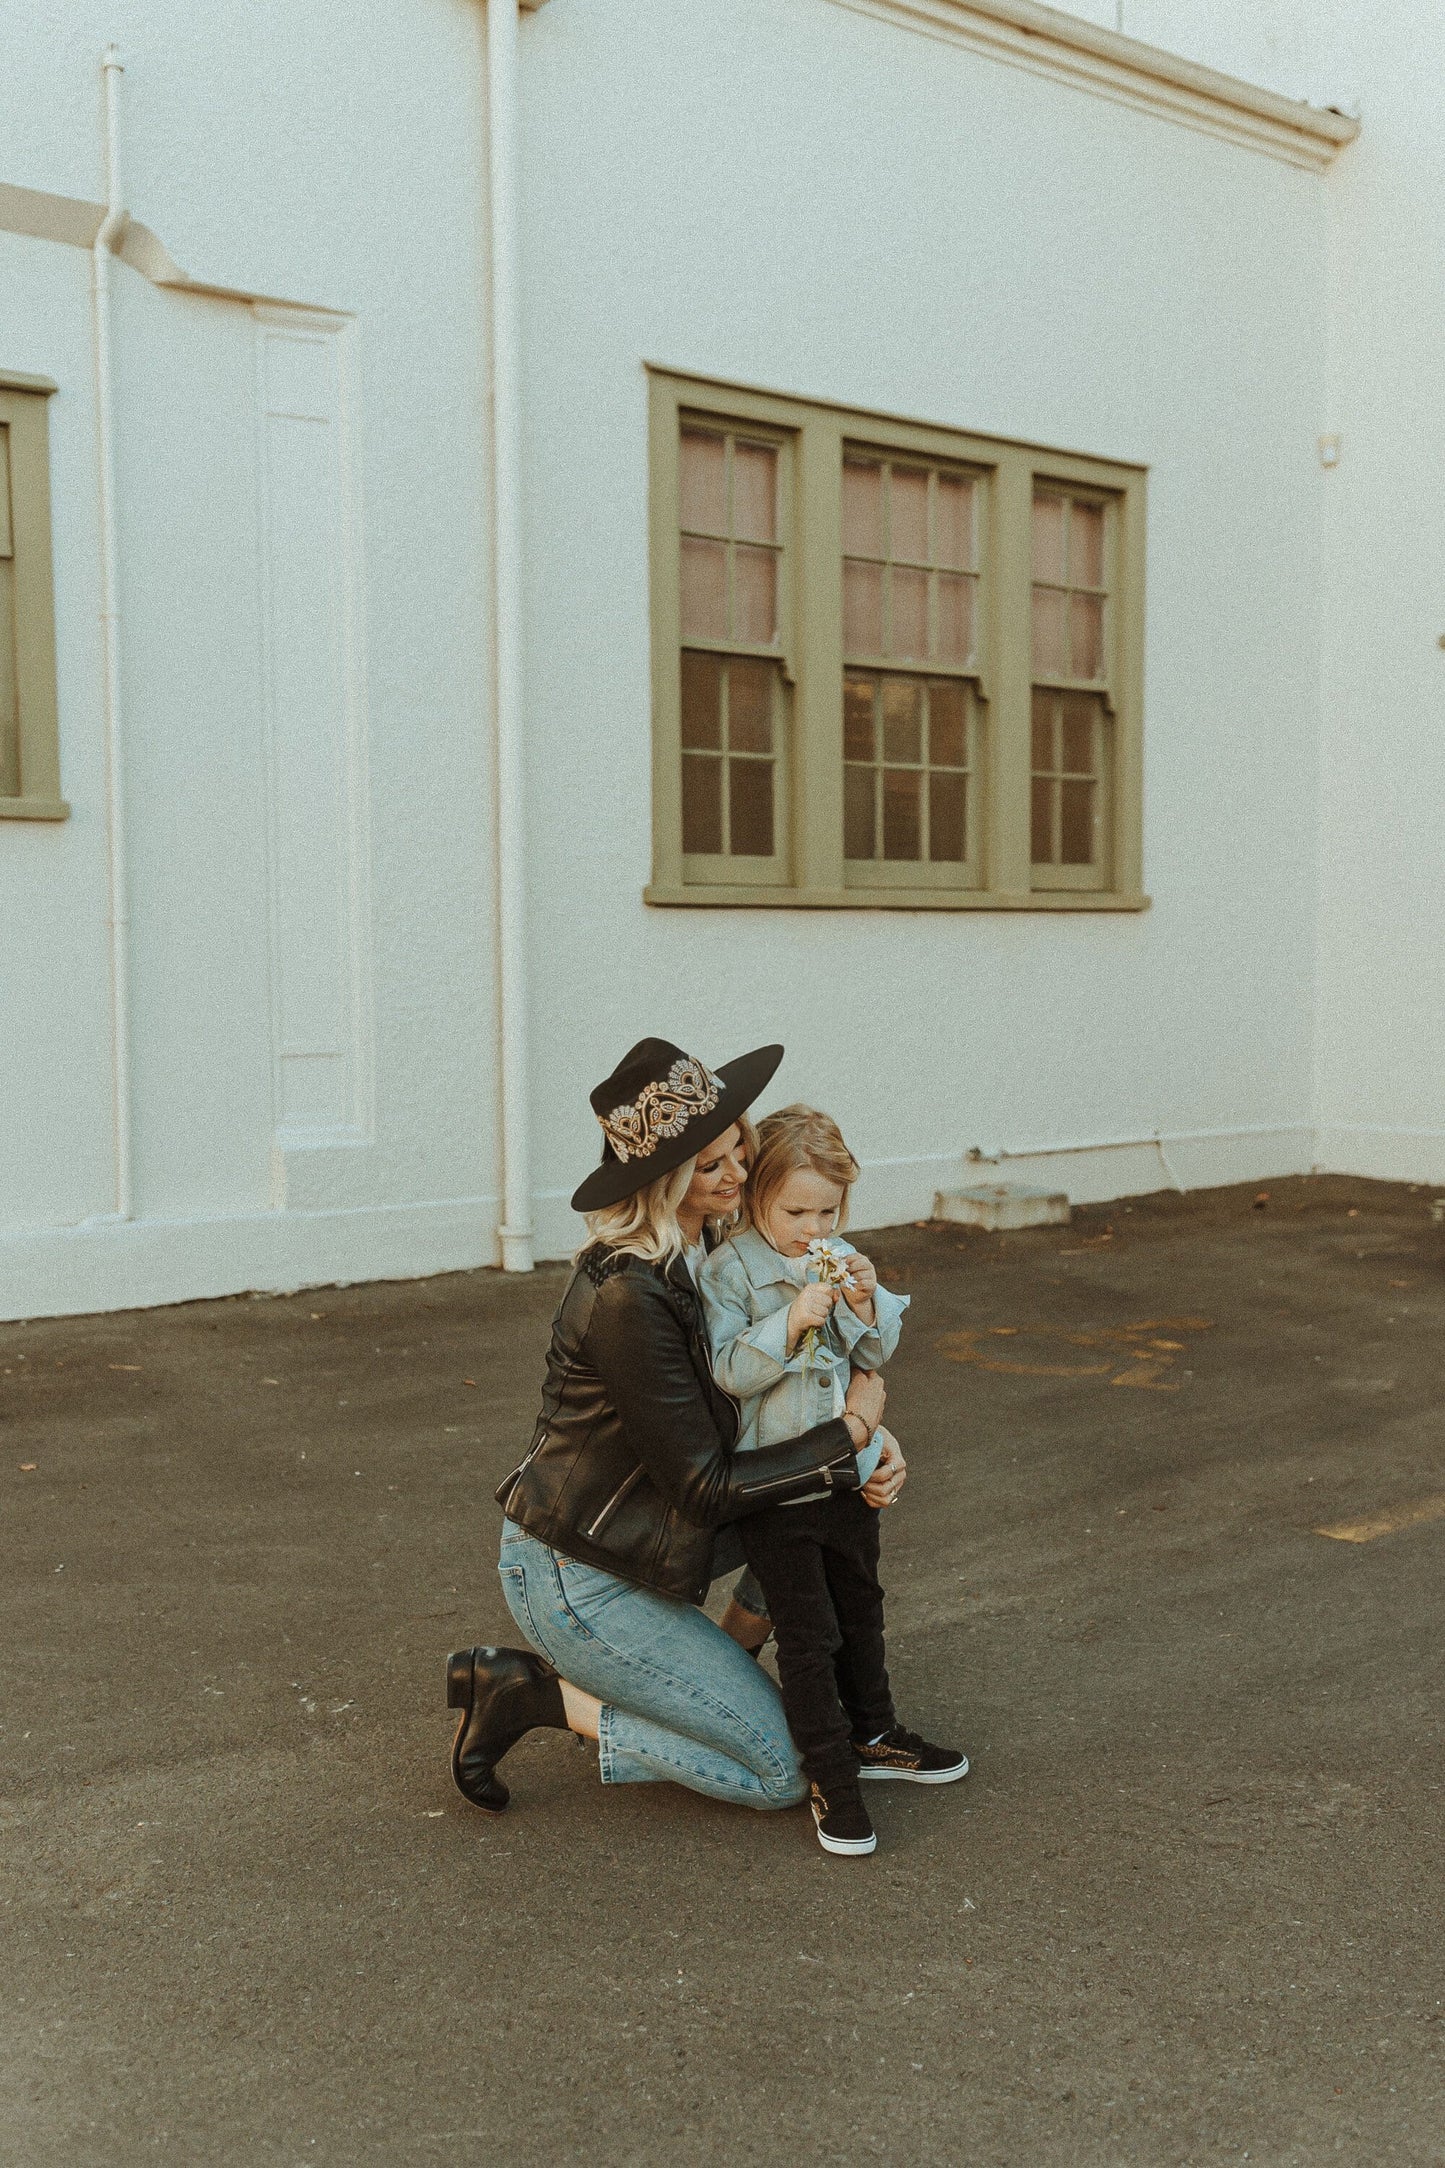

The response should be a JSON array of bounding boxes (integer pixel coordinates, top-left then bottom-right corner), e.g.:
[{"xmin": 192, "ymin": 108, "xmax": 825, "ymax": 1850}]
[
  {"xmin": 645, "ymin": 882, "xmax": 1149, "ymax": 912},
  {"xmin": 0, "ymin": 796, "xmax": 69, "ymax": 822}
]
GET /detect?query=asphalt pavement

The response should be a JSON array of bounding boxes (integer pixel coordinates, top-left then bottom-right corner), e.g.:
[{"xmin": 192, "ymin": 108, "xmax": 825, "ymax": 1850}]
[{"xmin": 4, "ymin": 1175, "xmax": 1444, "ymax": 2166}]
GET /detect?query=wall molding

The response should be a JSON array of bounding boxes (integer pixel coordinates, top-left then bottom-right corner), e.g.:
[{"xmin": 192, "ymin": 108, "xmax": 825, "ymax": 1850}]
[
  {"xmin": 530, "ymin": 1124, "xmax": 1319, "ymax": 1261},
  {"xmin": 826, "ymin": 0, "xmax": 1360, "ymax": 172},
  {"xmin": 0, "ymin": 179, "xmax": 335, "ymax": 311},
  {"xmin": 1314, "ymin": 1125, "xmax": 1445, "ymax": 1188},
  {"xmin": 9, "ymin": 1122, "xmax": 1439, "ymax": 1320},
  {"xmin": 0, "ymin": 1198, "xmax": 501, "ymax": 1323},
  {"xmin": 253, "ymin": 310, "xmax": 376, "ymax": 1155}
]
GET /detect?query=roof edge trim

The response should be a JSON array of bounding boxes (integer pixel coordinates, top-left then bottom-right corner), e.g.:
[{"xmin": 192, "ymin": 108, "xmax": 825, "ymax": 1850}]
[{"xmin": 827, "ymin": 0, "xmax": 1360, "ymax": 172}]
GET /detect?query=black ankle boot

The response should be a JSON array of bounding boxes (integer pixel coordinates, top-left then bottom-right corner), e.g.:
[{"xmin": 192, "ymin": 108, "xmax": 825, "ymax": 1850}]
[{"xmin": 446, "ymin": 1645, "xmax": 566, "ymax": 1811}]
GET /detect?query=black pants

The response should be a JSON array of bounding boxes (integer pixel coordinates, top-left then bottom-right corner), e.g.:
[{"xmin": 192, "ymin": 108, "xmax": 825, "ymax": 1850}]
[{"xmin": 738, "ymin": 1488, "xmax": 895, "ymax": 1795}]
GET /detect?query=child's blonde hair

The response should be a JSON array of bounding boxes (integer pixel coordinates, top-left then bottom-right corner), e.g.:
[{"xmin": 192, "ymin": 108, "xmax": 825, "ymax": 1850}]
[
  {"xmin": 583, "ymin": 1113, "xmax": 756, "ymax": 1264},
  {"xmin": 747, "ymin": 1104, "xmax": 860, "ymax": 1238}
]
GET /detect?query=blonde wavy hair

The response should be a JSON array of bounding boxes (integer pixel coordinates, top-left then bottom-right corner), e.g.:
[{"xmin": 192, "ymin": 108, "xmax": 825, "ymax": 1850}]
[
  {"xmin": 582, "ymin": 1114, "xmax": 756, "ymax": 1265},
  {"xmin": 746, "ymin": 1104, "xmax": 860, "ymax": 1239}
]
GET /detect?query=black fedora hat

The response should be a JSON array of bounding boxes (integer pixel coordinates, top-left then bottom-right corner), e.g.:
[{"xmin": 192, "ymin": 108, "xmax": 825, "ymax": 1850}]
[{"xmin": 570, "ymin": 1037, "xmax": 783, "ymax": 1214}]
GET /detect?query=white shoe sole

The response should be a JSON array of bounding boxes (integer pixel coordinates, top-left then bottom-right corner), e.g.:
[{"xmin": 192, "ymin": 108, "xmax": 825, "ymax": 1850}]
[
  {"xmin": 857, "ymin": 1754, "xmax": 970, "ymax": 1784},
  {"xmin": 814, "ymin": 1822, "xmax": 878, "ymax": 1855}
]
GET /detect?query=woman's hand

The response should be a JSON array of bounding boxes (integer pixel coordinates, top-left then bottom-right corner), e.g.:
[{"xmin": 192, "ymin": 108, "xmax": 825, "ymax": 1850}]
[
  {"xmin": 786, "ymin": 1282, "xmax": 837, "ymax": 1352},
  {"xmin": 844, "ymin": 1368, "xmax": 886, "ymax": 1441},
  {"xmin": 840, "ymin": 1250, "xmax": 878, "ymax": 1322},
  {"xmin": 861, "ymin": 1427, "xmax": 906, "ymax": 1509}
]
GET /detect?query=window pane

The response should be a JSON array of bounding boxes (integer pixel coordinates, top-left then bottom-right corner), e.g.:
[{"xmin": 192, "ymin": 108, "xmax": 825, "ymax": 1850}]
[
  {"xmin": 728, "ymin": 659, "xmax": 773, "ymax": 753},
  {"xmin": 842, "ymin": 459, "xmax": 884, "ymax": 557},
  {"xmin": 681, "ymin": 536, "xmax": 727, "ymax": 640},
  {"xmin": 729, "ymin": 759, "xmax": 774, "ymax": 857},
  {"xmin": 929, "ymin": 681, "xmax": 967, "ymax": 768},
  {"xmin": 681, "ymin": 650, "xmax": 722, "ymax": 748},
  {"xmin": 1032, "ymin": 586, "xmax": 1066, "ymax": 674},
  {"xmin": 680, "ymin": 430, "xmax": 726, "ymax": 534},
  {"xmin": 682, "ymin": 753, "xmax": 723, "ymax": 854},
  {"xmin": 1061, "ymin": 695, "xmax": 1095, "ymax": 774},
  {"xmin": 1031, "ymin": 774, "xmax": 1053, "ymax": 863},
  {"xmin": 1069, "ymin": 593, "xmax": 1104, "ymax": 679},
  {"xmin": 890, "ymin": 467, "xmax": 929, "ymax": 562},
  {"xmin": 882, "ymin": 676, "xmax": 922, "ymax": 763},
  {"xmin": 936, "ymin": 475, "xmax": 974, "ymax": 570},
  {"xmin": 882, "ymin": 769, "xmax": 921, "ymax": 859},
  {"xmin": 935, "ymin": 571, "xmax": 974, "ymax": 665},
  {"xmin": 1070, "ymin": 500, "xmax": 1105, "ymax": 587},
  {"xmin": 844, "ymin": 673, "xmax": 875, "ymax": 762},
  {"xmin": 1032, "ymin": 490, "xmax": 1065, "ymax": 581},
  {"xmin": 1060, "ymin": 778, "xmax": 1095, "ymax": 864},
  {"xmin": 733, "ymin": 545, "xmax": 778, "ymax": 644},
  {"xmin": 732, "ymin": 442, "xmax": 777, "ymax": 544},
  {"xmin": 844, "ymin": 559, "xmax": 884, "ymax": 653},
  {"xmin": 844, "ymin": 763, "xmax": 875, "ymax": 860},
  {"xmin": 890, "ymin": 566, "xmax": 928, "ymax": 659},
  {"xmin": 1031, "ymin": 689, "xmax": 1055, "ymax": 770},
  {"xmin": 929, "ymin": 771, "xmax": 966, "ymax": 862}
]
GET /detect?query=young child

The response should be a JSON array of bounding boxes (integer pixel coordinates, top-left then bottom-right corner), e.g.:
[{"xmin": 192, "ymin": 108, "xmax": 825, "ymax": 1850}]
[{"xmin": 697, "ymin": 1104, "xmax": 968, "ymax": 1857}]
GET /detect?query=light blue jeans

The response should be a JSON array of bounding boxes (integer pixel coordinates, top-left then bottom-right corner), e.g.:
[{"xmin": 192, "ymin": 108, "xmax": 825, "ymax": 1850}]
[{"xmin": 497, "ymin": 1520, "xmax": 807, "ymax": 1809}]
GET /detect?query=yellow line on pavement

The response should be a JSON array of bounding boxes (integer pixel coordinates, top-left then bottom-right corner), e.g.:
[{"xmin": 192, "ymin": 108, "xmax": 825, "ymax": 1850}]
[{"xmin": 1316, "ymin": 1495, "xmax": 1445, "ymax": 1544}]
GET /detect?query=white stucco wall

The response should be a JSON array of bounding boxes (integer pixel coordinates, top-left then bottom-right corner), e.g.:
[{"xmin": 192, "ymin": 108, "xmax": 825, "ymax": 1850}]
[
  {"xmin": 0, "ymin": 0, "xmax": 1368, "ymax": 1316},
  {"xmin": 516, "ymin": 0, "xmax": 1330, "ymax": 1256},
  {"xmin": 0, "ymin": 0, "xmax": 506, "ymax": 1316},
  {"xmin": 1086, "ymin": 0, "xmax": 1445, "ymax": 1186},
  {"xmin": 1310, "ymin": 0, "xmax": 1445, "ymax": 1183}
]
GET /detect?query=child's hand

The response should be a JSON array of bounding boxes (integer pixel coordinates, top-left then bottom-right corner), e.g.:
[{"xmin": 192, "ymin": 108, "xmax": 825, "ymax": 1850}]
[
  {"xmin": 840, "ymin": 1251, "xmax": 878, "ymax": 1321},
  {"xmin": 787, "ymin": 1282, "xmax": 837, "ymax": 1350}
]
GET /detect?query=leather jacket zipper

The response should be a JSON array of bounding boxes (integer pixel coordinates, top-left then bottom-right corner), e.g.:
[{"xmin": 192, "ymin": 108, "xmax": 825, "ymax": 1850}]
[
  {"xmin": 585, "ymin": 1464, "xmax": 646, "ymax": 1540},
  {"xmin": 736, "ymin": 1462, "xmax": 836, "ymax": 1501},
  {"xmin": 497, "ymin": 1427, "xmax": 549, "ymax": 1514}
]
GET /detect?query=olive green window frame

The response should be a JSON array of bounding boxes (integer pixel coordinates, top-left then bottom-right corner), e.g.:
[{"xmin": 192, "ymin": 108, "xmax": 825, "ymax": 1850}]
[
  {"xmin": 0, "ymin": 374, "xmax": 66, "ymax": 822},
  {"xmin": 675, "ymin": 415, "xmax": 795, "ymax": 885},
  {"xmin": 646, "ymin": 370, "xmax": 1146, "ymax": 911}
]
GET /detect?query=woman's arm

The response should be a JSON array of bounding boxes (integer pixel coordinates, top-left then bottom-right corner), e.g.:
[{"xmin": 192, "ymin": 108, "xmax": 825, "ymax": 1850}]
[{"xmin": 588, "ymin": 1270, "xmax": 862, "ymax": 1528}]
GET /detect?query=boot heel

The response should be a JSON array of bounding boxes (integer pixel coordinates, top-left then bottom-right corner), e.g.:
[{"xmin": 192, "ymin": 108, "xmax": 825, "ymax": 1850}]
[{"xmin": 445, "ymin": 1648, "xmax": 475, "ymax": 1711}]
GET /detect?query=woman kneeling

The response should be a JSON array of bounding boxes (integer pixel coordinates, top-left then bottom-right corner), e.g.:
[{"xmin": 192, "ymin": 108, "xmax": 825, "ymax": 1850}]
[{"xmin": 446, "ymin": 1036, "xmax": 895, "ymax": 1822}]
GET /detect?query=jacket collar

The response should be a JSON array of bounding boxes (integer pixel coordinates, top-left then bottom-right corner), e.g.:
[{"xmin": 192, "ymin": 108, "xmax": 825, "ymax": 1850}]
[
  {"xmin": 664, "ymin": 1249, "xmax": 707, "ymax": 1316},
  {"xmin": 664, "ymin": 1222, "xmax": 728, "ymax": 1293},
  {"xmin": 728, "ymin": 1225, "xmax": 800, "ymax": 1291}
]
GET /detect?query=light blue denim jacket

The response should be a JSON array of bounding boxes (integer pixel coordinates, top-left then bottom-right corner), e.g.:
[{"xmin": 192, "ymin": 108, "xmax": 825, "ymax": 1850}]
[{"xmin": 696, "ymin": 1226, "xmax": 909, "ymax": 1490}]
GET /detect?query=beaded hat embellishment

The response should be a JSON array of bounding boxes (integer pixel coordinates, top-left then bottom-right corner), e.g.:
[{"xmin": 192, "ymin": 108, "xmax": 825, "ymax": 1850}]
[{"xmin": 599, "ymin": 1055, "xmax": 724, "ymax": 1164}]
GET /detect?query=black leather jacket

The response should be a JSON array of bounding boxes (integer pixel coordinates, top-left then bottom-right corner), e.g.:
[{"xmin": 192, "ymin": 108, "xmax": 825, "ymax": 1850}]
[{"xmin": 496, "ymin": 1243, "xmax": 861, "ymax": 1603}]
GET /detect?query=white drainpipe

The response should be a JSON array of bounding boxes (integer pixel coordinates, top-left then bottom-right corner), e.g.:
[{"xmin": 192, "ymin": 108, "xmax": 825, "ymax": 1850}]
[
  {"xmin": 92, "ymin": 46, "xmax": 134, "ymax": 1222},
  {"xmin": 486, "ymin": 0, "xmax": 534, "ymax": 1271}
]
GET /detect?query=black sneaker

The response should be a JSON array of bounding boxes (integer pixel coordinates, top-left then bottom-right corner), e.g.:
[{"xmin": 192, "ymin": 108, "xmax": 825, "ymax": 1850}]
[
  {"xmin": 852, "ymin": 1725, "xmax": 970, "ymax": 1784},
  {"xmin": 809, "ymin": 1780, "xmax": 877, "ymax": 1856}
]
